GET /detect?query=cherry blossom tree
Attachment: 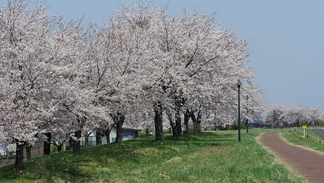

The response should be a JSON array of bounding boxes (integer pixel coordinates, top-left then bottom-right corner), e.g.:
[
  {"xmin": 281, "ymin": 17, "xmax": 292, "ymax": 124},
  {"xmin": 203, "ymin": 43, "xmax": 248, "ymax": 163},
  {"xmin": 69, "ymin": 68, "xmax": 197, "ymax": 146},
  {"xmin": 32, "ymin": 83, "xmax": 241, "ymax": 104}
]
[
  {"xmin": 263, "ymin": 104, "xmax": 286, "ymax": 128},
  {"xmin": 263, "ymin": 104, "xmax": 324, "ymax": 128},
  {"xmin": 306, "ymin": 107, "xmax": 324, "ymax": 127},
  {"xmin": 96, "ymin": 2, "xmax": 174, "ymax": 140},
  {"xmin": 90, "ymin": 3, "xmax": 155, "ymax": 142},
  {"xmin": 49, "ymin": 19, "xmax": 107, "ymax": 153},
  {"xmin": 105, "ymin": 2, "xmax": 263, "ymax": 139},
  {"xmin": 243, "ymin": 95, "xmax": 266, "ymax": 123},
  {"xmin": 281, "ymin": 105, "xmax": 324, "ymax": 127},
  {"xmin": 0, "ymin": 0, "xmax": 57, "ymax": 168},
  {"xmin": 0, "ymin": 1, "xmax": 267, "ymax": 171},
  {"xmin": 149, "ymin": 9, "xmax": 261, "ymax": 135}
]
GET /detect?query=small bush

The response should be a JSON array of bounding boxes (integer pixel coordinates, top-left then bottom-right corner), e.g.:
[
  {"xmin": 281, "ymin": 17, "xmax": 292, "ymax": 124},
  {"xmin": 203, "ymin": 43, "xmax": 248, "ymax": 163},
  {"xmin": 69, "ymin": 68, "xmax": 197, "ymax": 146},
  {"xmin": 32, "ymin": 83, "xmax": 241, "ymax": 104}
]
[
  {"xmin": 224, "ymin": 123, "xmax": 246, "ymax": 130},
  {"xmin": 188, "ymin": 123, "xmax": 201, "ymax": 135}
]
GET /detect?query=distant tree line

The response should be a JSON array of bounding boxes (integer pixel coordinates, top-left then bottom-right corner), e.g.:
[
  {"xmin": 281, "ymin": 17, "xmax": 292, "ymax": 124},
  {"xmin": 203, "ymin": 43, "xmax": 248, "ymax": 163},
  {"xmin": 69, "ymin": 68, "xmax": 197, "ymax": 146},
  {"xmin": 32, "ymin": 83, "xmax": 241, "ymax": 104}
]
[{"xmin": 263, "ymin": 104, "xmax": 324, "ymax": 128}]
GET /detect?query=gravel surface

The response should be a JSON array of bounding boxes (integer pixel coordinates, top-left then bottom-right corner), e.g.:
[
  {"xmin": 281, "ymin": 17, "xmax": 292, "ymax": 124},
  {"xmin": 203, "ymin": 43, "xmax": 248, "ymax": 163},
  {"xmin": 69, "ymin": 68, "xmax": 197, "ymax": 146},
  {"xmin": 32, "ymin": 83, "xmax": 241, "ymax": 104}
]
[{"xmin": 310, "ymin": 129, "xmax": 324, "ymax": 139}]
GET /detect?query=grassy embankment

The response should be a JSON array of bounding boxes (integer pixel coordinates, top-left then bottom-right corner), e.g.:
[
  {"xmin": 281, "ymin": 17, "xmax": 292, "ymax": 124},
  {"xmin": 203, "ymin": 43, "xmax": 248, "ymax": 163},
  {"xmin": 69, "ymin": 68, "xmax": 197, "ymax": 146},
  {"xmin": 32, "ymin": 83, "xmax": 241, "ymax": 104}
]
[
  {"xmin": 281, "ymin": 127, "xmax": 324, "ymax": 153},
  {"xmin": 0, "ymin": 129, "xmax": 307, "ymax": 182}
]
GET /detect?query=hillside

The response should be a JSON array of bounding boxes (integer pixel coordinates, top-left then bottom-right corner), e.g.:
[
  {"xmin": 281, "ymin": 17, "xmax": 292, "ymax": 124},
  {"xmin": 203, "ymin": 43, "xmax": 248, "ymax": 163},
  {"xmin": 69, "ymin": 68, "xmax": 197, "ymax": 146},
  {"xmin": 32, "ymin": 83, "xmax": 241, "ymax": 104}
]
[{"xmin": 0, "ymin": 130, "xmax": 306, "ymax": 182}]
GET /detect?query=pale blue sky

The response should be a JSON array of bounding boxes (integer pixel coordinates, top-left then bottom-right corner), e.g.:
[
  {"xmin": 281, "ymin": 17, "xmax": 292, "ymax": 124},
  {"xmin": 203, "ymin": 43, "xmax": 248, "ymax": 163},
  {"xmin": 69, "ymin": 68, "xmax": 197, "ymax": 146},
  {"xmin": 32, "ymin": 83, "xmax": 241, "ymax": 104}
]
[{"xmin": 26, "ymin": 0, "xmax": 324, "ymax": 109}]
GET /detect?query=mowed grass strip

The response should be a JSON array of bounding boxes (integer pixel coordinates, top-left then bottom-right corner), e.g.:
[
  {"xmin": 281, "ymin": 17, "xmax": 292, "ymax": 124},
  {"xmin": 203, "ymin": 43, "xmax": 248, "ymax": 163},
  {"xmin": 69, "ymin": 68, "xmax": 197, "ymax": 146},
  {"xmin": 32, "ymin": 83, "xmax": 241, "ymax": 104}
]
[
  {"xmin": 281, "ymin": 128, "xmax": 324, "ymax": 153},
  {"xmin": 0, "ymin": 129, "xmax": 307, "ymax": 182}
]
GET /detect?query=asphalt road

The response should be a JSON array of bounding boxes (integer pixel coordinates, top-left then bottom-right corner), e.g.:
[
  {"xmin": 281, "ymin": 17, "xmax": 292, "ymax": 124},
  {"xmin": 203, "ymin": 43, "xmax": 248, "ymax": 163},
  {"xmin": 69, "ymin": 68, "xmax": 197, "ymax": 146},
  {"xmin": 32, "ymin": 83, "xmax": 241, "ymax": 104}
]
[{"xmin": 310, "ymin": 129, "xmax": 324, "ymax": 139}]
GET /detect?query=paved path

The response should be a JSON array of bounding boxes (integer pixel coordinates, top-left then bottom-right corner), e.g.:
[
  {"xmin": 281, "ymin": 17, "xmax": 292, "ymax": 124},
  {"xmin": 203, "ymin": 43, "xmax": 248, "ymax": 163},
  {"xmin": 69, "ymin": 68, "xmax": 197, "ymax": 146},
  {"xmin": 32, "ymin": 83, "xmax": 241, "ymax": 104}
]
[
  {"xmin": 310, "ymin": 129, "xmax": 324, "ymax": 139},
  {"xmin": 259, "ymin": 131, "xmax": 324, "ymax": 183}
]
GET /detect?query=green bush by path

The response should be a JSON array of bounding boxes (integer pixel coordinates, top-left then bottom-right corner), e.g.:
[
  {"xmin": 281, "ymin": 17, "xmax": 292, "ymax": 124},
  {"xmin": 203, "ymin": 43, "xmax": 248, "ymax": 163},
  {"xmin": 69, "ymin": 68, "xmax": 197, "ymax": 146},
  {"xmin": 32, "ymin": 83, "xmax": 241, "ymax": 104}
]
[{"xmin": 0, "ymin": 129, "xmax": 307, "ymax": 182}]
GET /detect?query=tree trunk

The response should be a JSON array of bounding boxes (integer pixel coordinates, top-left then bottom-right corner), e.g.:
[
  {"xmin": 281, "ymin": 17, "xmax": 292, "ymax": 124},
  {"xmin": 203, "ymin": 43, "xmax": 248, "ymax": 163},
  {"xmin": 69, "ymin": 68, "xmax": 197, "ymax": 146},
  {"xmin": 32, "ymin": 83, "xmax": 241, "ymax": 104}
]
[
  {"xmin": 166, "ymin": 109, "xmax": 176, "ymax": 136},
  {"xmin": 114, "ymin": 112, "xmax": 125, "ymax": 142},
  {"xmin": 146, "ymin": 129, "xmax": 149, "ymax": 136},
  {"xmin": 44, "ymin": 133, "xmax": 51, "ymax": 155},
  {"xmin": 189, "ymin": 111, "xmax": 197, "ymax": 123},
  {"xmin": 96, "ymin": 130, "xmax": 102, "ymax": 145},
  {"xmin": 171, "ymin": 125, "xmax": 176, "ymax": 136},
  {"xmin": 24, "ymin": 142, "xmax": 32, "ymax": 160},
  {"xmin": 106, "ymin": 132, "xmax": 110, "ymax": 143},
  {"xmin": 174, "ymin": 96, "xmax": 182, "ymax": 136},
  {"xmin": 116, "ymin": 123, "xmax": 123, "ymax": 142},
  {"xmin": 183, "ymin": 109, "xmax": 190, "ymax": 135},
  {"xmin": 103, "ymin": 127, "xmax": 112, "ymax": 143},
  {"xmin": 84, "ymin": 135, "xmax": 89, "ymax": 147},
  {"xmin": 73, "ymin": 130, "xmax": 81, "ymax": 154},
  {"xmin": 15, "ymin": 141, "xmax": 24, "ymax": 169},
  {"xmin": 196, "ymin": 110, "xmax": 202, "ymax": 132},
  {"xmin": 53, "ymin": 140, "xmax": 65, "ymax": 152},
  {"xmin": 57, "ymin": 145, "xmax": 63, "ymax": 152},
  {"xmin": 189, "ymin": 110, "xmax": 201, "ymax": 134},
  {"xmin": 174, "ymin": 108, "xmax": 182, "ymax": 136},
  {"xmin": 154, "ymin": 101, "xmax": 164, "ymax": 140}
]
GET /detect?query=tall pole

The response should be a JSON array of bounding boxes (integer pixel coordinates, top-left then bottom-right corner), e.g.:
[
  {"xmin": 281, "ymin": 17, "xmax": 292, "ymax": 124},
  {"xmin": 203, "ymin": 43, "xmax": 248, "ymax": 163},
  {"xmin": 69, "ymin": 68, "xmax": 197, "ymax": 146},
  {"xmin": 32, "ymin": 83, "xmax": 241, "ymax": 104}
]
[
  {"xmin": 236, "ymin": 80, "xmax": 242, "ymax": 142},
  {"xmin": 272, "ymin": 109, "xmax": 275, "ymax": 129},
  {"xmin": 246, "ymin": 95, "xmax": 249, "ymax": 133},
  {"xmin": 238, "ymin": 85, "xmax": 241, "ymax": 142}
]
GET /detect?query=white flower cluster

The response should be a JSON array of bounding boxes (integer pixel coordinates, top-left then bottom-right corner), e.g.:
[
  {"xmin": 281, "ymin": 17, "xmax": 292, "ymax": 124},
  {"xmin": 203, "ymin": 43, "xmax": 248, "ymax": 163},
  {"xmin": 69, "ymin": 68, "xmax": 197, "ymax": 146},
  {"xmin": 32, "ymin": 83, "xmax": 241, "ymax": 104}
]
[{"xmin": 0, "ymin": 1, "xmax": 263, "ymax": 147}]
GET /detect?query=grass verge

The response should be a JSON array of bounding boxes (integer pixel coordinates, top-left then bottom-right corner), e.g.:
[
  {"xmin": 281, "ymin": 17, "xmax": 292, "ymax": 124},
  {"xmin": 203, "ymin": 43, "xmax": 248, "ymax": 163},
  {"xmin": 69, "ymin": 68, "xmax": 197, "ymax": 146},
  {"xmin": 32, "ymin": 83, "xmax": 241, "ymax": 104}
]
[
  {"xmin": 281, "ymin": 128, "xmax": 324, "ymax": 153},
  {"xmin": 0, "ymin": 129, "xmax": 307, "ymax": 182}
]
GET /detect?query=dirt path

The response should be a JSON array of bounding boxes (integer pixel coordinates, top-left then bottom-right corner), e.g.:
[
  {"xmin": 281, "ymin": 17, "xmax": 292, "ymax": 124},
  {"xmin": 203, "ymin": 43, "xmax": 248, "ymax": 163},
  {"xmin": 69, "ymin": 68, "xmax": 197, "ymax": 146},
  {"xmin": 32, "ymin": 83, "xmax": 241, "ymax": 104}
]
[{"xmin": 259, "ymin": 131, "xmax": 324, "ymax": 183}]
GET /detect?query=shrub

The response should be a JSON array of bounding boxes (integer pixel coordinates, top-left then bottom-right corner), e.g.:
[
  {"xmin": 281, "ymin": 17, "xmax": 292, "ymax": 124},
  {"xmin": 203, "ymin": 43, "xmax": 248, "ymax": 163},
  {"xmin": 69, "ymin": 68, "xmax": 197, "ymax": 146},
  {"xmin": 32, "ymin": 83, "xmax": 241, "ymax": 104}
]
[
  {"xmin": 188, "ymin": 123, "xmax": 201, "ymax": 135},
  {"xmin": 226, "ymin": 123, "xmax": 246, "ymax": 130}
]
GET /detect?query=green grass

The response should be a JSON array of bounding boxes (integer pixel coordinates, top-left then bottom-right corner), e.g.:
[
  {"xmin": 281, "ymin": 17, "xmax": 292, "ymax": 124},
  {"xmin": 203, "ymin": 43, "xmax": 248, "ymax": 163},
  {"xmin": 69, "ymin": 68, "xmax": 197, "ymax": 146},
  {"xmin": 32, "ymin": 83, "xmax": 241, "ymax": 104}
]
[
  {"xmin": 0, "ymin": 129, "xmax": 307, "ymax": 182},
  {"xmin": 281, "ymin": 128, "xmax": 324, "ymax": 152}
]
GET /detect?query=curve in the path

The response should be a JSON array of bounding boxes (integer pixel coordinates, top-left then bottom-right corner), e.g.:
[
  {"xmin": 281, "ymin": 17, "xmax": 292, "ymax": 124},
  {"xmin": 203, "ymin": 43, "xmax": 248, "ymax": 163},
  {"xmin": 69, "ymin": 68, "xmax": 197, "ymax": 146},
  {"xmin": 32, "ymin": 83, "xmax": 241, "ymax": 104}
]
[{"xmin": 259, "ymin": 131, "xmax": 324, "ymax": 183}]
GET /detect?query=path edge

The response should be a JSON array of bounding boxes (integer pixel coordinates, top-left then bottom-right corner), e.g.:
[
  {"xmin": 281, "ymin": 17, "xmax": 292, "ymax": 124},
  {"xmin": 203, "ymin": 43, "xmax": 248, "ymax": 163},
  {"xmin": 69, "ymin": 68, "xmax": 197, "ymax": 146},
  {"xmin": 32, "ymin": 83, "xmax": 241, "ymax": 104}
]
[
  {"xmin": 256, "ymin": 131, "xmax": 307, "ymax": 181},
  {"xmin": 279, "ymin": 131, "xmax": 324, "ymax": 156}
]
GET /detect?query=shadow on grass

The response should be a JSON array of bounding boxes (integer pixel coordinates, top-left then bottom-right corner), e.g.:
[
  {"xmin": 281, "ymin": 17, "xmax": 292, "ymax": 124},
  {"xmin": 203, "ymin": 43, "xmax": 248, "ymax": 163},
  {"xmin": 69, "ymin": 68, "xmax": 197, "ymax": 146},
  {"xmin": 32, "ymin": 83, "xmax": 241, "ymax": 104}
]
[
  {"xmin": 0, "ymin": 154, "xmax": 92, "ymax": 183},
  {"xmin": 0, "ymin": 131, "xmax": 238, "ymax": 182}
]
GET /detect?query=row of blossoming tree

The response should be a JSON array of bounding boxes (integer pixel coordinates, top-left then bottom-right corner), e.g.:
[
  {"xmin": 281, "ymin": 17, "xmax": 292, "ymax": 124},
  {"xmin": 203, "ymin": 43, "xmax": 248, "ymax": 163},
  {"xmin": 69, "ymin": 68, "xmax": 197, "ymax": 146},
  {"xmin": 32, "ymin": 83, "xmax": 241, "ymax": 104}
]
[
  {"xmin": 0, "ymin": 0, "xmax": 263, "ymax": 168},
  {"xmin": 263, "ymin": 104, "xmax": 324, "ymax": 128}
]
